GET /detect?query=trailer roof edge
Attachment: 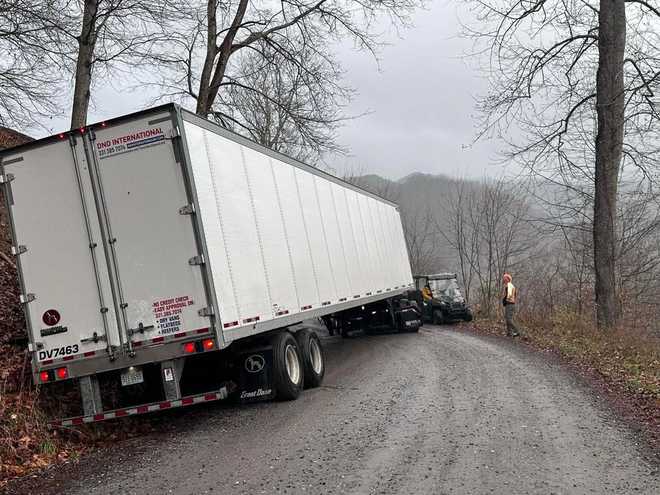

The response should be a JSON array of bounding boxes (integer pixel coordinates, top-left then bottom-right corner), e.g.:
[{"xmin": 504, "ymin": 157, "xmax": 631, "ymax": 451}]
[
  {"xmin": 178, "ymin": 108, "xmax": 399, "ymax": 208},
  {"xmin": 0, "ymin": 103, "xmax": 399, "ymax": 209}
]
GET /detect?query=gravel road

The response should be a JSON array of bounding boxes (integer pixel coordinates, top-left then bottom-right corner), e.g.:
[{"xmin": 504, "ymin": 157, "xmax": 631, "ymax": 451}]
[{"xmin": 7, "ymin": 325, "xmax": 659, "ymax": 495}]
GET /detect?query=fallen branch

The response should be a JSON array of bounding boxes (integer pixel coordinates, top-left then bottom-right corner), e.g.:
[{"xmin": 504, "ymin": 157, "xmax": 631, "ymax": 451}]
[{"xmin": 0, "ymin": 251, "xmax": 16, "ymax": 270}]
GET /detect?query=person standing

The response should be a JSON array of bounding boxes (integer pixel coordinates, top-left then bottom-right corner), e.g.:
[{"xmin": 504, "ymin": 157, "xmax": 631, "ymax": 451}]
[
  {"xmin": 422, "ymin": 284, "xmax": 434, "ymax": 322},
  {"xmin": 502, "ymin": 273, "xmax": 520, "ymax": 337},
  {"xmin": 422, "ymin": 284, "xmax": 433, "ymax": 302}
]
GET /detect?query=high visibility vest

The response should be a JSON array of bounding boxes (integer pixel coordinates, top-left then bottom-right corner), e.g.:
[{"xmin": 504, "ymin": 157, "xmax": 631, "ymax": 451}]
[
  {"xmin": 504, "ymin": 282, "xmax": 517, "ymax": 304},
  {"xmin": 422, "ymin": 287, "xmax": 433, "ymax": 301}
]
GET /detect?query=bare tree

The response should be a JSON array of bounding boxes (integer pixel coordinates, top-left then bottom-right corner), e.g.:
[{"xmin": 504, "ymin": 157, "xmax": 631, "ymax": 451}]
[
  {"xmin": 439, "ymin": 179, "xmax": 480, "ymax": 304},
  {"xmin": 464, "ymin": 0, "xmax": 660, "ymax": 328},
  {"xmin": 0, "ymin": 0, "xmax": 66, "ymax": 129},
  {"xmin": 616, "ymin": 188, "xmax": 660, "ymax": 309},
  {"xmin": 401, "ymin": 207, "xmax": 437, "ymax": 275},
  {"xmin": 441, "ymin": 178, "xmax": 532, "ymax": 316},
  {"xmin": 148, "ymin": 0, "xmax": 418, "ymax": 157},
  {"xmin": 3, "ymin": 0, "xmax": 174, "ymax": 129},
  {"xmin": 66, "ymin": 0, "xmax": 173, "ymax": 128},
  {"xmin": 215, "ymin": 45, "xmax": 350, "ymax": 163}
]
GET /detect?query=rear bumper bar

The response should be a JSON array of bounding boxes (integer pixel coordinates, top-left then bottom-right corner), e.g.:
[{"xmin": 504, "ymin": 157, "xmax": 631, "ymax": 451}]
[{"xmin": 50, "ymin": 387, "xmax": 228, "ymax": 427}]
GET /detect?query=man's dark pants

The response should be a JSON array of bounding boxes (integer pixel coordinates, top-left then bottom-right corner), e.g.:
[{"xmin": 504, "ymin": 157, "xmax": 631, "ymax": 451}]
[{"xmin": 504, "ymin": 304, "xmax": 520, "ymax": 337}]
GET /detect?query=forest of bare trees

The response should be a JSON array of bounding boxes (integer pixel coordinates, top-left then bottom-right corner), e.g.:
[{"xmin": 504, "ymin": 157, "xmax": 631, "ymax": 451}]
[
  {"xmin": 462, "ymin": 0, "xmax": 660, "ymax": 329},
  {"xmin": 355, "ymin": 171, "xmax": 660, "ymax": 334}
]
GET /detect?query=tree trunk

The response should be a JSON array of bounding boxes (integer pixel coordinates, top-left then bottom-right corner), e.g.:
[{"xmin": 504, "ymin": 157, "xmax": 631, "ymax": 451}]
[
  {"xmin": 70, "ymin": 0, "xmax": 98, "ymax": 129},
  {"xmin": 196, "ymin": 0, "xmax": 218, "ymax": 115},
  {"xmin": 196, "ymin": 0, "xmax": 249, "ymax": 117},
  {"xmin": 593, "ymin": 0, "xmax": 626, "ymax": 328}
]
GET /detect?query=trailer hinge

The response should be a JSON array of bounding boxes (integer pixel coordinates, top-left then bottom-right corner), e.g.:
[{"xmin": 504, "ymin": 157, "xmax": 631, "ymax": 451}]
[
  {"xmin": 198, "ymin": 306, "xmax": 214, "ymax": 317},
  {"xmin": 169, "ymin": 127, "xmax": 181, "ymax": 139},
  {"xmin": 0, "ymin": 173, "xmax": 15, "ymax": 184},
  {"xmin": 179, "ymin": 204, "xmax": 195, "ymax": 215},
  {"xmin": 189, "ymin": 254, "xmax": 205, "ymax": 266},
  {"xmin": 20, "ymin": 293, "xmax": 36, "ymax": 304},
  {"xmin": 11, "ymin": 245, "xmax": 27, "ymax": 256}
]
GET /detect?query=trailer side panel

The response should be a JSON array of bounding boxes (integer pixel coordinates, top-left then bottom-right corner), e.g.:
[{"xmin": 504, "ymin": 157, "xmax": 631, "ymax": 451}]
[{"xmin": 181, "ymin": 114, "xmax": 413, "ymax": 344}]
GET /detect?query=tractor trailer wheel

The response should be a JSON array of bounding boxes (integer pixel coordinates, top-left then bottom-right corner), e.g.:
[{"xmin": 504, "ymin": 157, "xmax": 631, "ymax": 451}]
[
  {"xmin": 295, "ymin": 329, "xmax": 325, "ymax": 389},
  {"xmin": 271, "ymin": 331, "xmax": 304, "ymax": 400}
]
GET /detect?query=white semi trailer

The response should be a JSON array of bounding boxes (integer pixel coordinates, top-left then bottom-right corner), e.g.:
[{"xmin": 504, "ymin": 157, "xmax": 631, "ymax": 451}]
[{"xmin": 0, "ymin": 104, "xmax": 417, "ymax": 425}]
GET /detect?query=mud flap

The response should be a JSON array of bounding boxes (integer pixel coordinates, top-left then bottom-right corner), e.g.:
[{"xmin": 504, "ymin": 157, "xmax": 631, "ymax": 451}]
[
  {"xmin": 396, "ymin": 307, "xmax": 422, "ymax": 332},
  {"xmin": 238, "ymin": 347, "xmax": 276, "ymax": 403}
]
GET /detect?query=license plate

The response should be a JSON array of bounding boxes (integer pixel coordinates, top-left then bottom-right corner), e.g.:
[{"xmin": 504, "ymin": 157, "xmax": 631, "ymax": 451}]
[{"xmin": 120, "ymin": 367, "xmax": 144, "ymax": 387}]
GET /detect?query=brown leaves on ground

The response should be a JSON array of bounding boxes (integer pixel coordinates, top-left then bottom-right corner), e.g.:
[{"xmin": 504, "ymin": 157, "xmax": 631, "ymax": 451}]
[
  {"xmin": 0, "ymin": 392, "xmax": 74, "ymax": 486},
  {"xmin": 466, "ymin": 311, "xmax": 660, "ymax": 457}
]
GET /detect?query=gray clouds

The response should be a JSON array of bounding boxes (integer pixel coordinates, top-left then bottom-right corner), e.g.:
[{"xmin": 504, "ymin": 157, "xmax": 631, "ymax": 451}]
[
  {"xmin": 333, "ymin": 2, "xmax": 504, "ymax": 179},
  {"xmin": 41, "ymin": 3, "xmax": 505, "ymax": 180}
]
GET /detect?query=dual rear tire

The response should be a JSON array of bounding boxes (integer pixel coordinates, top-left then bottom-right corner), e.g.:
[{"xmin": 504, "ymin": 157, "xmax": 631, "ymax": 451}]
[{"xmin": 271, "ymin": 329, "xmax": 325, "ymax": 400}]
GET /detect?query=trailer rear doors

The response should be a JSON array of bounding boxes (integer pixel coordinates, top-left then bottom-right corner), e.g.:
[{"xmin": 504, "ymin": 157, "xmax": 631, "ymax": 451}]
[{"xmin": 1, "ymin": 107, "xmax": 212, "ymax": 371}]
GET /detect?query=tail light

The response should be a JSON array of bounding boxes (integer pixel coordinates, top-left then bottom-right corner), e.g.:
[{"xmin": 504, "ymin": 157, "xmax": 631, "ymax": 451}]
[
  {"xmin": 56, "ymin": 367, "xmax": 68, "ymax": 380},
  {"xmin": 183, "ymin": 342, "xmax": 196, "ymax": 354},
  {"xmin": 202, "ymin": 339, "xmax": 215, "ymax": 351},
  {"xmin": 39, "ymin": 371, "xmax": 50, "ymax": 383}
]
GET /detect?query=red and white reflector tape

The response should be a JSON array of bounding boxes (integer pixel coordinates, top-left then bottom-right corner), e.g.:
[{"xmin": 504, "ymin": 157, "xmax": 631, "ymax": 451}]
[
  {"xmin": 38, "ymin": 327, "xmax": 210, "ymax": 366},
  {"xmin": 50, "ymin": 388, "xmax": 228, "ymax": 427}
]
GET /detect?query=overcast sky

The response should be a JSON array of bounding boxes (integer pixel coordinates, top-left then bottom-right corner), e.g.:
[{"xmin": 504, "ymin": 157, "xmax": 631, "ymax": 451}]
[
  {"xmin": 44, "ymin": 2, "xmax": 506, "ymax": 181},
  {"xmin": 331, "ymin": 2, "xmax": 504, "ymax": 180}
]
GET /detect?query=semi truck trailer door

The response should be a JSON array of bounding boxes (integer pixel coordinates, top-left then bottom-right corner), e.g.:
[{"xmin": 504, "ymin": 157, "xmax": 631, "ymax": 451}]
[
  {"xmin": 1, "ymin": 136, "xmax": 119, "ymax": 364},
  {"xmin": 86, "ymin": 114, "xmax": 210, "ymax": 350}
]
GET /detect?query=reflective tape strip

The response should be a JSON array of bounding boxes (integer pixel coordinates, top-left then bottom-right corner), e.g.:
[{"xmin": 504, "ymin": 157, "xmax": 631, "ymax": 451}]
[
  {"xmin": 301, "ymin": 305, "xmax": 312, "ymax": 311},
  {"xmin": 51, "ymin": 388, "xmax": 227, "ymax": 427},
  {"xmin": 242, "ymin": 316, "xmax": 260, "ymax": 324},
  {"xmin": 275, "ymin": 310, "xmax": 289, "ymax": 316},
  {"xmin": 36, "ymin": 327, "xmax": 211, "ymax": 369}
]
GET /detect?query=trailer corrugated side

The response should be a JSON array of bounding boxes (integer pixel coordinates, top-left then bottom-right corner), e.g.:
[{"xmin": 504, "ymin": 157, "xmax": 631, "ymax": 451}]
[
  {"xmin": 180, "ymin": 111, "xmax": 413, "ymax": 343},
  {"xmin": 0, "ymin": 104, "xmax": 413, "ymax": 387}
]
